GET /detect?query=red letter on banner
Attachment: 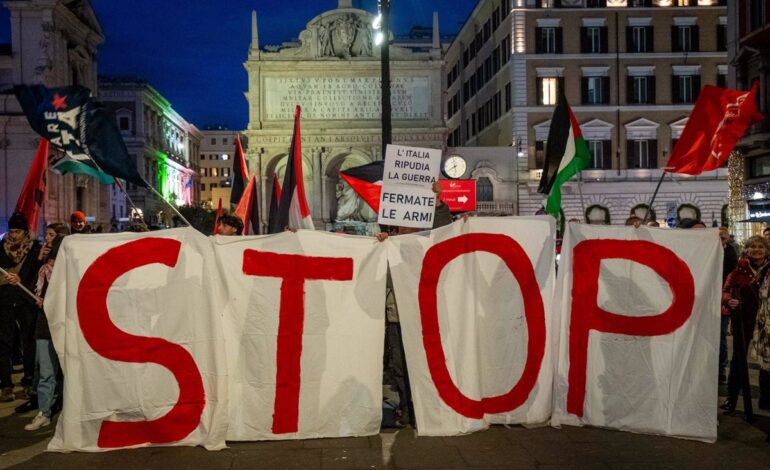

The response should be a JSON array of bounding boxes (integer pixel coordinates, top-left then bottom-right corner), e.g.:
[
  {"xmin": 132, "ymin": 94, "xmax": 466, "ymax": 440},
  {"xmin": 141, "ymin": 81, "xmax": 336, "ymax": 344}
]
[
  {"xmin": 77, "ymin": 238, "xmax": 205, "ymax": 448},
  {"xmin": 418, "ymin": 233, "xmax": 546, "ymax": 419},
  {"xmin": 242, "ymin": 250, "xmax": 353, "ymax": 434},
  {"xmin": 567, "ymin": 240, "xmax": 695, "ymax": 417}
]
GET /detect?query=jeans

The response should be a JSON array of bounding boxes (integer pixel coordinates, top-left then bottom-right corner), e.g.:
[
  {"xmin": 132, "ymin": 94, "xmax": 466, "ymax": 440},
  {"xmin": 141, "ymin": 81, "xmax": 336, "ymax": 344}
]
[
  {"xmin": 719, "ymin": 316, "xmax": 729, "ymax": 382},
  {"xmin": 36, "ymin": 339, "xmax": 60, "ymax": 417}
]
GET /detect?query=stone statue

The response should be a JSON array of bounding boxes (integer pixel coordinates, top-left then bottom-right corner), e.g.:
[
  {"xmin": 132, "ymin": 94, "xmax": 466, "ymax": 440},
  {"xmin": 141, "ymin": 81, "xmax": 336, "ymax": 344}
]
[
  {"xmin": 333, "ymin": 14, "xmax": 358, "ymax": 58},
  {"xmin": 336, "ymin": 180, "xmax": 376, "ymax": 222},
  {"xmin": 318, "ymin": 24, "xmax": 334, "ymax": 57},
  {"xmin": 354, "ymin": 22, "xmax": 373, "ymax": 57}
]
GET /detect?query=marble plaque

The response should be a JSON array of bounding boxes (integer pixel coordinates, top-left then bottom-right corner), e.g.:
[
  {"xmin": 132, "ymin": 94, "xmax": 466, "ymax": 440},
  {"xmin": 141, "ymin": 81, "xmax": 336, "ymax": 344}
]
[{"xmin": 264, "ymin": 76, "xmax": 431, "ymax": 121}]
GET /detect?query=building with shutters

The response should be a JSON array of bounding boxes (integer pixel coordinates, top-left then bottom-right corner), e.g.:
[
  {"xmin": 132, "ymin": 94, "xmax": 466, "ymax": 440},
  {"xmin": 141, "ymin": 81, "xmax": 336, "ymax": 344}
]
[{"xmin": 443, "ymin": 0, "xmax": 729, "ymax": 227}]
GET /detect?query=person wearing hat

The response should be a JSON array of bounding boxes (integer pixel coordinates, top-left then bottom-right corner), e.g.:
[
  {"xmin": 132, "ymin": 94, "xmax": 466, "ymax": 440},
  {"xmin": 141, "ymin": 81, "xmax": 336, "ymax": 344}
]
[
  {"xmin": 0, "ymin": 213, "xmax": 42, "ymax": 402},
  {"xmin": 69, "ymin": 211, "xmax": 91, "ymax": 234}
]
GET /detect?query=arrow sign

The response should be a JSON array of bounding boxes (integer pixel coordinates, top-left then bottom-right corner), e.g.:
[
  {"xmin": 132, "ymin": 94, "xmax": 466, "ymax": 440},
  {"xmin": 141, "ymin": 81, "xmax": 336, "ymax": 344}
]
[{"xmin": 438, "ymin": 180, "xmax": 476, "ymax": 212}]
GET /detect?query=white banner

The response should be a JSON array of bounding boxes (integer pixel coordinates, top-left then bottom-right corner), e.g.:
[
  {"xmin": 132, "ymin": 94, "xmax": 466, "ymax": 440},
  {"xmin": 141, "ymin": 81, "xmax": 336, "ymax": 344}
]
[
  {"xmin": 215, "ymin": 230, "xmax": 387, "ymax": 440},
  {"xmin": 386, "ymin": 218, "xmax": 557, "ymax": 435},
  {"xmin": 44, "ymin": 228, "xmax": 229, "ymax": 451},
  {"xmin": 551, "ymin": 224, "xmax": 722, "ymax": 442}
]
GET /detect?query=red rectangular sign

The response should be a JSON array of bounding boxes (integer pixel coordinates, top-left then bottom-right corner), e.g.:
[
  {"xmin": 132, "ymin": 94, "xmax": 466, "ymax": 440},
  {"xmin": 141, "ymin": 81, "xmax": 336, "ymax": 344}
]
[{"xmin": 438, "ymin": 180, "xmax": 476, "ymax": 212}]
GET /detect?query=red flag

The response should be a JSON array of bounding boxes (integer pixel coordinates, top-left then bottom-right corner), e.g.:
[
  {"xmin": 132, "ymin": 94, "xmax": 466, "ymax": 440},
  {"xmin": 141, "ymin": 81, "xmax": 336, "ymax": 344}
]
[
  {"xmin": 666, "ymin": 83, "xmax": 764, "ymax": 175},
  {"xmin": 15, "ymin": 139, "xmax": 49, "ymax": 233},
  {"xmin": 213, "ymin": 197, "xmax": 223, "ymax": 235},
  {"xmin": 234, "ymin": 176, "xmax": 260, "ymax": 235},
  {"xmin": 230, "ymin": 135, "xmax": 249, "ymax": 206}
]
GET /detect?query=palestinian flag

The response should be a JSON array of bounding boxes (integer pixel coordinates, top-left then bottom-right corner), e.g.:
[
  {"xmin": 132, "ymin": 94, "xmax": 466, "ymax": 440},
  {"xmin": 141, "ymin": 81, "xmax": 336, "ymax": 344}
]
[
  {"xmin": 267, "ymin": 174, "xmax": 281, "ymax": 234},
  {"xmin": 234, "ymin": 176, "xmax": 260, "ymax": 235},
  {"xmin": 268, "ymin": 105, "xmax": 313, "ymax": 233},
  {"xmin": 339, "ymin": 161, "xmax": 384, "ymax": 213},
  {"xmin": 537, "ymin": 91, "xmax": 590, "ymax": 218},
  {"xmin": 230, "ymin": 134, "xmax": 249, "ymax": 206},
  {"xmin": 49, "ymin": 152, "xmax": 115, "ymax": 184}
]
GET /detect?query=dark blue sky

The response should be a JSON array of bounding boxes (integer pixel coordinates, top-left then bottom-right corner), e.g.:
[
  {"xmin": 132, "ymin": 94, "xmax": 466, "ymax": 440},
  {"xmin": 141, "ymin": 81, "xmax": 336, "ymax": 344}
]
[{"xmin": 2, "ymin": 1, "xmax": 475, "ymax": 130}]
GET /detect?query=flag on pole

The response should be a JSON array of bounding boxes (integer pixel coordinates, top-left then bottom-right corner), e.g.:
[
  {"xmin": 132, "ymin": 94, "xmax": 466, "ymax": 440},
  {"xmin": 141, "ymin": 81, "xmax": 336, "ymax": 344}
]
[
  {"xmin": 339, "ymin": 160, "xmax": 384, "ymax": 213},
  {"xmin": 267, "ymin": 174, "xmax": 281, "ymax": 234},
  {"xmin": 269, "ymin": 105, "xmax": 313, "ymax": 233},
  {"xmin": 665, "ymin": 83, "xmax": 764, "ymax": 175},
  {"xmin": 234, "ymin": 176, "xmax": 260, "ymax": 235},
  {"xmin": 537, "ymin": 91, "xmax": 591, "ymax": 218},
  {"xmin": 14, "ymin": 139, "xmax": 49, "ymax": 233},
  {"xmin": 213, "ymin": 197, "xmax": 223, "ymax": 235},
  {"xmin": 14, "ymin": 84, "xmax": 147, "ymax": 187},
  {"xmin": 48, "ymin": 152, "xmax": 115, "ymax": 184},
  {"xmin": 230, "ymin": 135, "xmax": 249, "ymax": 207}
]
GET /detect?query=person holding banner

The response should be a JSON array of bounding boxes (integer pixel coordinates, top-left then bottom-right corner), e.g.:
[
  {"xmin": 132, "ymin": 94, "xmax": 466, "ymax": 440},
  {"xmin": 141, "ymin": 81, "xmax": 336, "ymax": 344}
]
[
  {"xmin": 0, "ymin": 213, "xmax": 43, "ymax": 402},
  {"xmin": 217, "ymin": 214, "xmax": 244, "ymax": 236},
  {"xmin": 721, "ymin": 236, "xmax": 770, "ymax": 413}
]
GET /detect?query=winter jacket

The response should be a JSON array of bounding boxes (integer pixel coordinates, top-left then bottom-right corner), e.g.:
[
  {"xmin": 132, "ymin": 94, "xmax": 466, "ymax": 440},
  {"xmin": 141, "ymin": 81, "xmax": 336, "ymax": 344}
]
[{"xmin": 722, "ymin": 257, "xmax": 768, "ymax": 345}]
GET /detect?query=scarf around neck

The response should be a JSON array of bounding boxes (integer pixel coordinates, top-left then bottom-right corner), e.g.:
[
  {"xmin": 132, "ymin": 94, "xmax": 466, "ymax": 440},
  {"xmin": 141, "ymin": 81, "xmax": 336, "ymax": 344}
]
[{"xmin": 3, "ymin": 233, "xmax": 33, "ymax": 265}]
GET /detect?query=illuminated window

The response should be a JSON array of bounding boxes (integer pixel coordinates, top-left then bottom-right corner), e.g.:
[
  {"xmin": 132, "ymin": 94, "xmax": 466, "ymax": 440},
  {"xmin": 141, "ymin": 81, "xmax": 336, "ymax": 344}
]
[
  {"xmin": 222, "ymin": 154, "xmax": 229, "ymax": 160},
  {"xmin": 540, "ymin": 77, "xmax": 558, "ymax": 105},
  {"xmin": 212, "ymin": 168, "xmax": 218, "ymax": 177}
]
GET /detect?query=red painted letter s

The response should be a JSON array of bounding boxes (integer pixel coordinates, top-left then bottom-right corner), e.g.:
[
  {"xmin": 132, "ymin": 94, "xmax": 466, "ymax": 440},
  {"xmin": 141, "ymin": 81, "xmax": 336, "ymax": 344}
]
[{"xmin": 77, "ymin": 238, "xmax": 205, "ymax": 448}]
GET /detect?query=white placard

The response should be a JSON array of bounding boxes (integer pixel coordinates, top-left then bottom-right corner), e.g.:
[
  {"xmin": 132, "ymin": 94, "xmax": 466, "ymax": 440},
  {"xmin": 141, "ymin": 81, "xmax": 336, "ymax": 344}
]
[{"xmin": 378, "ymin": 145, "xmax": 442, "ymax": 229}]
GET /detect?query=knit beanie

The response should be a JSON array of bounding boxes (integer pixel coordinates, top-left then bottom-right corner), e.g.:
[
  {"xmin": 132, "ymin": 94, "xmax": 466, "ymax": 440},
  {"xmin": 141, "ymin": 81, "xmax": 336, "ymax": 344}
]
[{"xmin": 8, "ymin": 212, "xmax": 28, "ymax": 231}]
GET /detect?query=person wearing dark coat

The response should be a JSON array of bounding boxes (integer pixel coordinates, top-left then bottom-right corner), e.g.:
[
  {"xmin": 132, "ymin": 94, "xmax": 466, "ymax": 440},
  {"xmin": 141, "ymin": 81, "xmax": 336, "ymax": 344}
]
[
  {"xmin": 719, "ymin": 227, "xmax": 739, "ymax": 384},
  {"xmin": 0, "ymin": 213, "xmax": 42, "ymax": 402},
  {"xmin": 721, "ymin": 236, "xmax": 770, "ymax": 412}
]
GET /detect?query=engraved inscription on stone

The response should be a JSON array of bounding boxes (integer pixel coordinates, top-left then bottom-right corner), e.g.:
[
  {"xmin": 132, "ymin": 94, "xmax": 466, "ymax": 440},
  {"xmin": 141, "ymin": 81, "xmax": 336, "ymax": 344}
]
[{"xmin": 264, "ymin": 76, "xmax": 431, "ymax": 121}]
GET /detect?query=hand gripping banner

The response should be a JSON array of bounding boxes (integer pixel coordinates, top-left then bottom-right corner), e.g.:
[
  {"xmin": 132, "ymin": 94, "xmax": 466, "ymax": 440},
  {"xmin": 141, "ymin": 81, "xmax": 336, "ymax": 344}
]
[
  {"xmin": 214, "ymin": 230, "xmax": 387, "ymax": 440},
  {"xmin": 44, "ymin": 228, "xmax": 229, "ymax": 451},
  {"xmin": 551, "ymin": 223, "xmax": 722, "ymax": 442},
  {"xmin": 386, "ymin": 218, "xmax": 557, "ymax": 435}
]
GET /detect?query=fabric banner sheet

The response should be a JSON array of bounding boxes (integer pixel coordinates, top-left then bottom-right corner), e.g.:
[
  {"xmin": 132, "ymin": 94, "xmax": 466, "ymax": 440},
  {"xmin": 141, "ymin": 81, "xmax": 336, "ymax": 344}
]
[
  {"xmin": 386, "ymin": 218, "xmax": 557, "ymax": 435},
  {"xmin": 551, "ymin": 223, "xmax": 722, "ymax": 442},
  {"xmin": 44, "ymin": 228, "xmax": 229, "ymax": 451},
  {"xmin": 215, "ymin": 230, "xmax": 387, "ymax": 440}
]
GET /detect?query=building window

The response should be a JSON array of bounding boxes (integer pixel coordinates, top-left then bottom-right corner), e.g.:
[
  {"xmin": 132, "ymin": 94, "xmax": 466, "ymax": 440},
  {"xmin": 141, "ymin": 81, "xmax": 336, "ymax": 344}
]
[
  {"xmin": 201, "ymin": 168, "xmax": 207, "ymax": 177},
  {"xmin": 627, "ymin": 26, "xmax": 653, "ymax": 53},
  {"xmin": 716, "ymin": 24, "xmax": 727, "ymax": 51},
  {"xmin": 210, "ymin": 138, "xmax": 216, "ymax": 145},
  {"xmin": 672, "ymin": 25, "xmax": 698, "ymax": 53},
  {"xmin": 750, "ymin": 0, "xmax": 765, "ymax": 32},
  {"xmin": 717, "ymin": 72, "xmax": 727, "ymax": 89},
  {"xmin": 505, "ymin": 82, "xmax": 512, "ymax": 111},
  {"xmin": 675, "ymin": 0, "xmax": 697, "ymax": 5},
  {"xmin": 588, "ymin": 140, "xmax": 612, "ymax": 169},
  {"xmin": 537, "ymin": 77, "xmax": 562, "ymax": 106},
  {"xmin": 535, "ymin": 141, "xmax": 547, "ymax": 169},
  {"xmin": 477, "ymin": 177, "xmax": 493, "ymax": 201},
  {"xmin": 200, "ymin": 183, "xmax": 206, "ymax": 191},
  {"xmin": 672, "ymin": 74, "xmax": 700, "ymax": 103},
  {"xmin": 586, "ymin": 0, "xmax": 607, "ymax": 7},
  {"xmin": 538, "ymin": 0, "xmax": 561, "ymax": 7},
  {"xmin": 536, "ymin": 27, "xmax": 562, "ymax": 54},
  {"xmin": 211, "ymin": 183, "xmax": 218, "ymax": 189},
  {"xmin": 628, "ymin": 75, "xmax": 655, "ymax": 104},
  {"xmin": 582, "ymin": 76, "xmax": 609, "ymax": 105},
  {"xmin": 119, "ymin": 116, "xmax": 131, "ymax": 132},
  {"xmin": 628, "ymin": 0, "xmax": 651, "ymax": 6},
  {"xmin": 581, "ymin": 26, "xmax": 607, "ymax": 53},
  {"xmin": 628, "ymin": 139, "xmax": 657, "ymax": 169}
]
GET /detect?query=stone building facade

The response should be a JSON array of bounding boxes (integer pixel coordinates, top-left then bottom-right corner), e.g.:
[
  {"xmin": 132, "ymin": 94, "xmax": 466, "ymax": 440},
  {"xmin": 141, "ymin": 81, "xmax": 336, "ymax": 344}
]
[
  {"xmin": 244, "ymin": 0, "xmax": 447, "ymax": 231},
  {"xmin": 98, "ymin": 78, "xmax": 201, "ymax": 226},
  {"xmin": 444, "ymin": 0, "xmax": 729, "ymax": 227},
  {"xmin": 0, "ymin": 0, "xmax": 109, "ymax": 231},
  {"xmin": 199, "ymin": 128, "xmax": 243, "ymax": 208}
]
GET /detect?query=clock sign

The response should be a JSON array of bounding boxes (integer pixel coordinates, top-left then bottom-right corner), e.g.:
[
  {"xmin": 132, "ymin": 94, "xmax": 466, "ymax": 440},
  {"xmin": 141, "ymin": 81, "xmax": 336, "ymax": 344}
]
[{"xmin": 443, "ymin": 155, "xmax": 467, "ymax": 179}]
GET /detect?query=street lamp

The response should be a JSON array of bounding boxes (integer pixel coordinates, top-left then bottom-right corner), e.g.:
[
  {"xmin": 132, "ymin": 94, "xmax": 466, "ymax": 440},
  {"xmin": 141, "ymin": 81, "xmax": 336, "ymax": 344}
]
[{"xmin": 374, "ymin": 0, "xmax": 391, "ymax": 158}]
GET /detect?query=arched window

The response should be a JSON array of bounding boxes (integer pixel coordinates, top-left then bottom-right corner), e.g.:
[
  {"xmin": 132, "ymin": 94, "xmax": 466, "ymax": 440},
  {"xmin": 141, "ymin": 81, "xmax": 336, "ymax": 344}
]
[{"xmin": 477, "ymin": 177, "xmax": 493, "ymax": 201}]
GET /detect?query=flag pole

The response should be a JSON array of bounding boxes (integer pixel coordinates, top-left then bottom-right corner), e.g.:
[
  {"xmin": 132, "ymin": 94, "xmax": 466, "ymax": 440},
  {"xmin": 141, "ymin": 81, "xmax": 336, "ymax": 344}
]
[
  {"xmin": 577, "ymin": 171, "xmax": 587, "ymax": 222},
  {"xmin": 642, "ymin": 169, "xmax": 669, "ymax": 223},
  {"xmin": 0, "ymin": 266, "xmax": 41, "ymax": 303}
]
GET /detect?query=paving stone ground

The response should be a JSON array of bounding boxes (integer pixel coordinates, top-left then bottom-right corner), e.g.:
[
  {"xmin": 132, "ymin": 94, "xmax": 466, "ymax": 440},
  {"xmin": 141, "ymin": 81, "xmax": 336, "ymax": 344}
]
[{"xmin": 1, "ymin": 369, "xmax": 769, "ymax": 469}]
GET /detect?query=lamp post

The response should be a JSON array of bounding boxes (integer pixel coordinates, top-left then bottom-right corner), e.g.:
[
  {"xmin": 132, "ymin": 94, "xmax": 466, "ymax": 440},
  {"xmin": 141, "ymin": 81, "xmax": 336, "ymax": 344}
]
[{"xmin": 374, "ymin": 0, "xmax": 391, "ymax": 159}]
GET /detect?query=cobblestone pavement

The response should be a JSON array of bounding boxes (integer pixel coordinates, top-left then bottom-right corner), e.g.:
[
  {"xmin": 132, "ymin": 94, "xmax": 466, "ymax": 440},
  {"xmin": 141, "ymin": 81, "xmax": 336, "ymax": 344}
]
[{"xmin": 1, "ymin": 369, "xmax": 769, "ymax": 469}]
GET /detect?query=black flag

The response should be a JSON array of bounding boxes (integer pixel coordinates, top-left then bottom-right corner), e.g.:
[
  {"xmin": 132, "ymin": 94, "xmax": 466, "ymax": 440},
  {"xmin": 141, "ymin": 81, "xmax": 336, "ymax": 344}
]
[{"xmin": 14, "ymin": 84, "xmax": 147, "ymax": 187}]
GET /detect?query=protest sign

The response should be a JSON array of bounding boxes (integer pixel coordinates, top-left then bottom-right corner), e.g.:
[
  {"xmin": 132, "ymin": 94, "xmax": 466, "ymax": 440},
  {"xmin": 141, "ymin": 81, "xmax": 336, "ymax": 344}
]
[
  {"xmin": 386, "ymin": 217, "xmax": 557, "ymax": 435},
  {"xmin": 44, "ymin": 228, "xmax": 229, "ymax": 452},
  {"xmin": 551, "ymin": 223, "xmax": 722, "ymax": 442},
  {"xmin": 214, "ymin": 230, "xmax": 387, "ymax": 441},
  {"xmin": 378, "ymin": 144, "xmax": 442, "ymax": 229}
]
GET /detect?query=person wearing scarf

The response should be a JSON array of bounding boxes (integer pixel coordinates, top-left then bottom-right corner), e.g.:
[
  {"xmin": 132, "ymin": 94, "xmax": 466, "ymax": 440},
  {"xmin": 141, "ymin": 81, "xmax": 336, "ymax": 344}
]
[
  {"xmin": 721, "ymin": 235, "xmax": 770, "ymax": 413},
  {"xmin": 0, "ymin": 213, "xmax": 42, "ymax": 402}
]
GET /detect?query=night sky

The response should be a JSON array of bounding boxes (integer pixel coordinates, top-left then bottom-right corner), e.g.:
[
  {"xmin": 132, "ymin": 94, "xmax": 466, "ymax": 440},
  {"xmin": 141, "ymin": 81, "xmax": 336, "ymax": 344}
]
[{"xmin": 1, "ymin": 0, "xmax": 474, "ymax": 130}]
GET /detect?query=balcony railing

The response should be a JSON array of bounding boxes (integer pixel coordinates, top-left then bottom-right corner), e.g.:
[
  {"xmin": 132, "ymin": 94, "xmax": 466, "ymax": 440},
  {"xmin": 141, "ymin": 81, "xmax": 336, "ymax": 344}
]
[{"xmin": 476, "ymin": 201, "xmax": 516, "ymax": 215}]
